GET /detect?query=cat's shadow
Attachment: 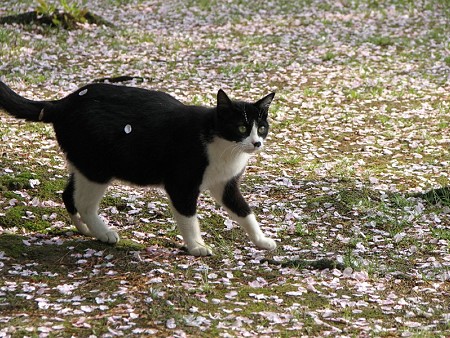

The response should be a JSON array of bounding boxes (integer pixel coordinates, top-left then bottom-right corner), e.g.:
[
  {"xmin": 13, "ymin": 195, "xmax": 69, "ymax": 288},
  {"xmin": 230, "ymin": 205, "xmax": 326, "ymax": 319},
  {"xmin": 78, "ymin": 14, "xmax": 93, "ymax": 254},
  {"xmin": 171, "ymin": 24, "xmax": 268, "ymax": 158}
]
[{"xmin": 0, "ymin": 233, "xmax": 162, "ymax": 272}]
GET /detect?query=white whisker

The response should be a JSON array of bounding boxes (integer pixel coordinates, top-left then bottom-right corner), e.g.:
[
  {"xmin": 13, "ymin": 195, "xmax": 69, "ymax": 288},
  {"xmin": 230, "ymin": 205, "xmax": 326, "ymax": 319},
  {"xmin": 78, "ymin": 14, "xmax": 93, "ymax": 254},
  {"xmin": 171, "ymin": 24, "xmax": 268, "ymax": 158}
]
[
  {"xmin": 218, "ymin": 142, "xmax": 233, "ymax": 160},
  {"xmin": 230, "ymin": 143, "xmax": 243, "ymax": 157}
]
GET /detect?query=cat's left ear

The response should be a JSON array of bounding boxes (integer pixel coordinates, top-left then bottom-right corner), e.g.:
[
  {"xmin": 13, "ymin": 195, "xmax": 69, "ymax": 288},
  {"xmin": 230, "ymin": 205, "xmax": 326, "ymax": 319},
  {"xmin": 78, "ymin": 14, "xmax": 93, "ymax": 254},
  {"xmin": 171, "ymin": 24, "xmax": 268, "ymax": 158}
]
[{"xmin": 255, "ymin": 92, "xmax": 275, "ymax": 113}]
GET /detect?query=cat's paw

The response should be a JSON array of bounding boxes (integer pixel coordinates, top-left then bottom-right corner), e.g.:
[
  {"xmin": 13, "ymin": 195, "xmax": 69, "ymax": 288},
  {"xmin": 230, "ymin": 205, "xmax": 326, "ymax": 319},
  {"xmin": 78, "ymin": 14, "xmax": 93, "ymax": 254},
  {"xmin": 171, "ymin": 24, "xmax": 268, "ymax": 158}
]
[
  {"xmin": 77, "ymin": 225, "xmax": 93, "ymax": 237},
  {"xmin": 187, "ymin": 244, "xmax": 213, "ymax": 257},
  {"xmin": 253, "ymin": 237, "xmax": 277, "ymax": 251},
  {"xmin": 97, "ymin": 230, "xmax": 120, "ymax": 244},
  {"xmin": 71, "ymin": 215, "xmax": 93, "ymax": 237}
]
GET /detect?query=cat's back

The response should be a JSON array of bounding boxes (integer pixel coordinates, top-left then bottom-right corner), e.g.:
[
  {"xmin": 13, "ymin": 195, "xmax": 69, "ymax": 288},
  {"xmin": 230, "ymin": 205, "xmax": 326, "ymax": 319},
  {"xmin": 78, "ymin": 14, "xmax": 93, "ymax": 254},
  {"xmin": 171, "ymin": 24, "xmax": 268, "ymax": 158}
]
[
  {"xmin": 51, "ymin": 83, "xmax": 205, "ymax": 135},
  {"xmin": 52, "ymin": 83, "xmax": 214, "ymax": 149},
  {"xmin": 65, "ymin": 83, "xmax": 184, "ymax": 112}
]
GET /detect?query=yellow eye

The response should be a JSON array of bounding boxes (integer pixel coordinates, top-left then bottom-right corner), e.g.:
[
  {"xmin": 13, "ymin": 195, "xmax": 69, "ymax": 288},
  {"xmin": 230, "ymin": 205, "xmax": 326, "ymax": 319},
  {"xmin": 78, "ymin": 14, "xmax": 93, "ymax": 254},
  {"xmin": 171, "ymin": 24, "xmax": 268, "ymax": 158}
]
[
  {"xmin": 238, "ymin": 125, "xmax": 247, "ymax": 134},
  {"xmin": 258, "ymin": 126, "xmax": 267, "ymax": 134}
]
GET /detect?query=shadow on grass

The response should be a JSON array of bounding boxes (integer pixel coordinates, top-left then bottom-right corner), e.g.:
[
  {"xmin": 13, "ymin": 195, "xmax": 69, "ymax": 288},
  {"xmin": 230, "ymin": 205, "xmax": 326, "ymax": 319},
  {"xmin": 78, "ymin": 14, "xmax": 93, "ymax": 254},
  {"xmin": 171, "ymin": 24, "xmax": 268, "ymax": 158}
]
[
  {"xmin": 261, "ymin": 258, "xmax": 346, "ymax": 271},
  {"xmin": 414, "ymin": 187, "xmax": 450, "ymax": 206},
  {"xmin": 0, "ymin": 233, "xmax": 145, "ymax": 269}
]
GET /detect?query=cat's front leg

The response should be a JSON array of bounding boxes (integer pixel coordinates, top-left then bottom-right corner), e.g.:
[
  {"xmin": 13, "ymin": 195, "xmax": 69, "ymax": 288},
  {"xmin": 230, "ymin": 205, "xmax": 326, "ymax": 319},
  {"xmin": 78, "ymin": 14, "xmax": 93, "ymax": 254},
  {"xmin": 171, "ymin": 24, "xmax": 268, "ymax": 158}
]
[
  {"xmin": 171, "ymin": 211, "xmax": 212, "ymax": 256},
  {"xmin": 166, "ymin": 187, "xmax": 212, "ymax": 256},
  {"xmin": 233, "ymin": 213, "xmax": 277, "ymax": 250},
  {"xmin": 209, "ymin": 178, "xmax": 276, "ymax": 251}
]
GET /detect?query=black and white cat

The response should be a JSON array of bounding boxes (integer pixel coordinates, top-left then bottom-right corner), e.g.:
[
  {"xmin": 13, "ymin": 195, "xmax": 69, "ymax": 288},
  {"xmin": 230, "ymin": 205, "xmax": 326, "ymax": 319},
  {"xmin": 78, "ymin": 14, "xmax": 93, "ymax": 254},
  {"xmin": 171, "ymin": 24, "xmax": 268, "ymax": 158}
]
[{"xmin": 0, "ymin": 81, "xmax": 276, "ymax": 256}]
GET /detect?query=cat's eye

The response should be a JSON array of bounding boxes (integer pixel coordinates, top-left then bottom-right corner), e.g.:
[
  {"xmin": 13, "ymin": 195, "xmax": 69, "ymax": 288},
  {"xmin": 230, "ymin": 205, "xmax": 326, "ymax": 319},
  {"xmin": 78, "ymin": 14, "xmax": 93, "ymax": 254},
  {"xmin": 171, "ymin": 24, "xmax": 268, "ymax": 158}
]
[
  {"xmin": 258, "ymin": 126, "xmax": 267, "ymax": 134},
  {"xmin": 238, "ymin": 125, "xmax": 247, "ymax": 134}
]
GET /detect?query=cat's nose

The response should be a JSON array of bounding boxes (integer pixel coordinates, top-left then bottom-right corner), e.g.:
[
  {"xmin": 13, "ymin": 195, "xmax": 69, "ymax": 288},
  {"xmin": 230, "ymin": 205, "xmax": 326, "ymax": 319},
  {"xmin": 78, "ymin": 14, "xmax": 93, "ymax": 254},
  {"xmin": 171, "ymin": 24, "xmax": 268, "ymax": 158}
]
[{"xmin": 253, "ymin": 141, "xmax": 261, "ymax": 148}]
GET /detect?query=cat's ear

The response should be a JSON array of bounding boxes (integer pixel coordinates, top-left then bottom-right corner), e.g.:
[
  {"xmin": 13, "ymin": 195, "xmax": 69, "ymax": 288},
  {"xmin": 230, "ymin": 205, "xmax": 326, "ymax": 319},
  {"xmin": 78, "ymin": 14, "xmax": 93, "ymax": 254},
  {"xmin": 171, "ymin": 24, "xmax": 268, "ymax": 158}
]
[
  {"xmin": 217, "ymin": 89, "xmax": 232, "ymax": 110},
  {"xmin": 255, "ymin": 92, "xmax": 275, "ymax": 112}
]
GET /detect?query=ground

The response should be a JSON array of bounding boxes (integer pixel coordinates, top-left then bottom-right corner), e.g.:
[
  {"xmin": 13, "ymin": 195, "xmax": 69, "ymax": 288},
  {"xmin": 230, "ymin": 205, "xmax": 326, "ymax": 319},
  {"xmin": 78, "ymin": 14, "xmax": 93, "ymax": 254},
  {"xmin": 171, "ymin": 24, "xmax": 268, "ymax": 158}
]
[{"xmin": 0, "ymin": 0, "xmax": 449, "ymax": 337}]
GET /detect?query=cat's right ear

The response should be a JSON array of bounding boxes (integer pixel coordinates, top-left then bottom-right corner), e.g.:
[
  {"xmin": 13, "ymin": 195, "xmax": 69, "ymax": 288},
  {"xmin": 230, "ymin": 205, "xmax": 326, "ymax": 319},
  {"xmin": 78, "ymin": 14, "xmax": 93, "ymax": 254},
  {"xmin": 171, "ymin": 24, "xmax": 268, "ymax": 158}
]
[
  {"xmin": 255, "ymin": 92, "xmax": 275, "ymax": 111},
  {"xmin": 217, "ymin": 89, "xmax": 232, "ymax": 110}
]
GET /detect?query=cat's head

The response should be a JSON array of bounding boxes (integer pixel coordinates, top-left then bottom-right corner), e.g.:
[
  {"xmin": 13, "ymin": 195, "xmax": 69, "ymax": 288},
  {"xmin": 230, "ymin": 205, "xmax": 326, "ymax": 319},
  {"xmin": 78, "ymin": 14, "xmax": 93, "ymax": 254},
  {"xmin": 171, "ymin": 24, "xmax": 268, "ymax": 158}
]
[{"xmin": 215, "ymin": 89, "xmax": 275, "ymax": 154}]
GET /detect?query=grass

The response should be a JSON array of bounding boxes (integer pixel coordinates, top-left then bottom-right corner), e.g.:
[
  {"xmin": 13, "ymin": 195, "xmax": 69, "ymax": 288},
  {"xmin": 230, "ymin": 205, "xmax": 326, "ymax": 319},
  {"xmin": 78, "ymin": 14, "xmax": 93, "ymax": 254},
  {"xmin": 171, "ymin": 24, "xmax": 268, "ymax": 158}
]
[
  {"xmin": 1, "ymin": 0, "xmax": 450, "ymax": 336},
  {"xmin": 321, "ymin": 50, "xmax": 337, "ymax": 62},
  {"xmin": 367, "ymin": 35, "xmax": 394, "ymax": 47}
]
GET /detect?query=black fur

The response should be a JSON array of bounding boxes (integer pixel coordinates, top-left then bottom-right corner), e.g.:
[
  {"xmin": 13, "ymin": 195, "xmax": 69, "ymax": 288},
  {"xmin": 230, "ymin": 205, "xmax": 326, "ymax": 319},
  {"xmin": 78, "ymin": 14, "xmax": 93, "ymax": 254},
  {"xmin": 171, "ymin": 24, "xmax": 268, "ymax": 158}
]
[
  {"xmin": 0, "ymin": 82, "xmax": 274, "ymax": 221},
  {"xmin": 62, "ymin": 174, "xmax": 76, "ymax": 215},
  {"xmin": 222, "ymin": 175, "xmax": 252, "ymax": 217},
  {"xmin": 0, "ymin": 81, "xmax": 54, "ymax": 122}
]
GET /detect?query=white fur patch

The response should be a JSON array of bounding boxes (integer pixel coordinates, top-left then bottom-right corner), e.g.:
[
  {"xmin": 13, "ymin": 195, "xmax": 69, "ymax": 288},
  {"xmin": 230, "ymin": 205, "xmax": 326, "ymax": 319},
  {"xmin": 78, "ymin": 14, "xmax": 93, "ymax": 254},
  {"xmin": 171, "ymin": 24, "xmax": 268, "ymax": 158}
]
[
  {"xmin": 243, "ymin": 123, "xmax": 263, "ymax": 150},
  {"xmin": 69, "ymin": 166, "xmax": 119, "ymax": 243},
  {"xmin": 232, "ymin": 214, "xmax": 276, "ymax": 250},
  {"xmin": 170, "ymin": 208, "xmax": 212, "ymax": 256},
  {"xmin": 200, "ymin": 137, "xmax": 251, "ymax": 191}
]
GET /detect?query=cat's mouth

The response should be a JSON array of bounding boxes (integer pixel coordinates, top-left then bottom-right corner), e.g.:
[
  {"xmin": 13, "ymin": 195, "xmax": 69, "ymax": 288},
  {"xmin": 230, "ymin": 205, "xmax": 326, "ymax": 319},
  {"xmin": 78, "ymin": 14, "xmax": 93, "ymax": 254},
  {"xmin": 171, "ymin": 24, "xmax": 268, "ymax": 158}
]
[{"xmin": 242, "ymin": 143, "xmax": 263, "ymax": 154}]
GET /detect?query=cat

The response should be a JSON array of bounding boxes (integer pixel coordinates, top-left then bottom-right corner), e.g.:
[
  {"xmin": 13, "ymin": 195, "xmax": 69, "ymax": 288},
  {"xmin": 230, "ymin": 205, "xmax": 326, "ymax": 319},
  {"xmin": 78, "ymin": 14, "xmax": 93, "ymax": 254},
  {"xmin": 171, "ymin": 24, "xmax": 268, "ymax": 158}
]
[{"xmin": 0, "ymin": 81, "xmax": 277, "ymax": 256}]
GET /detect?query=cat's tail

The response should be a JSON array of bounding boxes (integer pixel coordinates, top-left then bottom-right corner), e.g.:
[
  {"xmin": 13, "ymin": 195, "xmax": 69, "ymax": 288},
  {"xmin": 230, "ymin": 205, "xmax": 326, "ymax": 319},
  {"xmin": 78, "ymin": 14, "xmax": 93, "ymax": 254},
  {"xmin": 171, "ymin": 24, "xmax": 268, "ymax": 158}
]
[{"xmin": 0, "ymin": 81, "xmax": 55, "ymax": 123}]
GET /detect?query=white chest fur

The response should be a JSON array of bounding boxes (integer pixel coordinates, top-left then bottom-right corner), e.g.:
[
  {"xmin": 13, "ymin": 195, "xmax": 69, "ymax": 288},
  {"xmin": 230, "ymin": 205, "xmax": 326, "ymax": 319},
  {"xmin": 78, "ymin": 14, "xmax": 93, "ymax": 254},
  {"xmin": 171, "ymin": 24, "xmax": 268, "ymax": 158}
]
[{"xmin": 200, "ymin": 137, "xmax": 251, "ymax": 191}]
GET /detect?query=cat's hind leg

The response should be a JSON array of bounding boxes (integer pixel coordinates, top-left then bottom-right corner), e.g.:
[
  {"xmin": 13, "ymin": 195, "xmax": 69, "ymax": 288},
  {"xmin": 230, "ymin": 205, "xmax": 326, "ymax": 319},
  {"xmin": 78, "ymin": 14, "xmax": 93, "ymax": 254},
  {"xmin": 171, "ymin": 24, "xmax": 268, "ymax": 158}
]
[
  {"xmin": 72, "ymin": 170, "xmax": 119, "ymax": 244},
  {"xmin": 209, "ymin": 177, "xmax": 276, "ymax": 251},
  {"xmin": 62, "ymin": 174, "xmax": 92, "ymax": 237}
]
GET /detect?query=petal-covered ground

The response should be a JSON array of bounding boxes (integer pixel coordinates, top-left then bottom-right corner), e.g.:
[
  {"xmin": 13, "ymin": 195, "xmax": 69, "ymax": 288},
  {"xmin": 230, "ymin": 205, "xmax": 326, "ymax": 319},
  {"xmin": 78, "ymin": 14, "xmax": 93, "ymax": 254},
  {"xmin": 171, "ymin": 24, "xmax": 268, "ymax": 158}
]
[{"xmin": 0, "ymin": 0, "xmax": 449, "ymax": 337}]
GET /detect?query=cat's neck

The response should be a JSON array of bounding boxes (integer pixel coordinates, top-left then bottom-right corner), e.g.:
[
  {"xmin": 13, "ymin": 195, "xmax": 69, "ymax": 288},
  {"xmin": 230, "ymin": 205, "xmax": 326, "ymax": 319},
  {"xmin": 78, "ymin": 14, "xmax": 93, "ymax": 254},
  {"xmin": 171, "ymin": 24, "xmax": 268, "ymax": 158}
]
[
  {"xmin": 200, "ymin": 136, "xmax": 251, "ymax": 191},
  {"xmin": 208, "ymin": 136, "xmax": 250, "ymax": 160}
]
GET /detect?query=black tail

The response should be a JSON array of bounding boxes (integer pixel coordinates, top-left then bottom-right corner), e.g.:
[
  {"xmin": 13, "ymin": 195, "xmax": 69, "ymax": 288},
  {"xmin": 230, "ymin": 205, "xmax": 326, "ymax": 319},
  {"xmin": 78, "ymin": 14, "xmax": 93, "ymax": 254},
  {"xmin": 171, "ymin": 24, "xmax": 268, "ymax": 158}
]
[{"xmin": 0, "ymin": 81, "xmax": 54, "ymax": 123}]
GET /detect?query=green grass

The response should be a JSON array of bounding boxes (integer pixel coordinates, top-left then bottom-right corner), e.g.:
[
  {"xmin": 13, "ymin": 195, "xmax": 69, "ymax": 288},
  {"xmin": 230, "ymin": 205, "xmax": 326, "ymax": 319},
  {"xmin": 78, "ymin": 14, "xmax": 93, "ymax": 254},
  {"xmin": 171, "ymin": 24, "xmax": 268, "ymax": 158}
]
[
  {"xmin": 1, "ymin": 0, "xmax": 450, "ymax": 336},
  {"xmin": 367, "ymin": 35, "xmax": 394, "ymax": 47},
  {"xmin": 3, "ymin": 206, "xmax": 57, "ymax": 231},
  {"xmin": 444, "ymin": 56, "xmax": 450, "ymax": 66},
  {"xmin": 418, "ymin": 187, "xmax": 450, "ymax": 206},
  {"xmin": 321, "ymin": 50, "xmax": 336, "ymax": 62}
]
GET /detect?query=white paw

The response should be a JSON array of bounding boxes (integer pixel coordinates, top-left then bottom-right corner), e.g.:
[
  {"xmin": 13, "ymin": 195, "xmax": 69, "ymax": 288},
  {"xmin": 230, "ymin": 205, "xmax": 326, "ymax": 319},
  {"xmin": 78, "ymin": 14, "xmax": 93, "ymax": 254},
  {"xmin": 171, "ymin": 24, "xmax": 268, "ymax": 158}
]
[
  {"xmin": 253, "ymin": 237, "xmax": 277, "ymax": 251},
  {"xmin": 71, "ymin": 215, "xmax": 93, "ymax": 237},
  {"xmin": 187, "ymin": 244, "xmax": 213, "ymax": 257},
  {"xmin": 76, "ymin": 224, "xmax": 93, "ymax": 237},
  {"xmin": 97, "ymin": 230, "xmax": 120, "ymax": 244}
]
